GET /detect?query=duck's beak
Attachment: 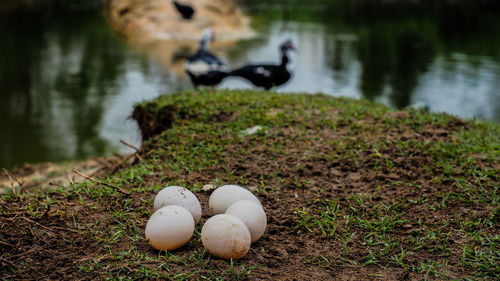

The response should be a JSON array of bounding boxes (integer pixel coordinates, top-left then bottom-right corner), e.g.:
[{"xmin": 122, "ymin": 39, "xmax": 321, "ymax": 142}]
[{"xmin": 211, "ymin": 30, "xmax": 217, "ymax": 42}]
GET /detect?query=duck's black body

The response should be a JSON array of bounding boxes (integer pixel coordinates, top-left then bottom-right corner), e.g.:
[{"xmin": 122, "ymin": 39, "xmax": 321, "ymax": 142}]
[
  {"xmin": 186, "ymin": 70, "xmax": 227, "ymax": 87},
  {"xmin": 229, "ymin": 40, "xmax": 295, "ymax": 90},
  {"xmin": 229, "ymin": 63, "xmax": 291, "ymax": 90},
  {"xmin": 173, "ymin": 0, "xmax": 195, "ymax": 19},
  {"xmin": 185, "ymin": 29, "xmax": 228, "ymax": 87}
]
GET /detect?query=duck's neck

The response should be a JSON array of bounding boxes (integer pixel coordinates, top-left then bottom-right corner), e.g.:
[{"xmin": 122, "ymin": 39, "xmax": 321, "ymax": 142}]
[
  {"xmin": 280, "ymin": 51, "xmax": 290, "ymax": 68},
  {"xmin": 199, "ymin": 37, "xmax": 210, "ymax": 52}
]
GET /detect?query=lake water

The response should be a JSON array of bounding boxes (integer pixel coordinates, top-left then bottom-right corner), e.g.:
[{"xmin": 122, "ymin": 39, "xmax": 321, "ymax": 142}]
[{"xmin": 1, "ymin": 1, "xmax": 499, "ymax": 169}]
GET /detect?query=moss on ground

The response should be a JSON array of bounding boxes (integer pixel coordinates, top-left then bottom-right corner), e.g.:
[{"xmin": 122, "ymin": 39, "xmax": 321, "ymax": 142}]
[{"xmin": 1, "ymin": 89, "xmax": 499, "ymax": 280}]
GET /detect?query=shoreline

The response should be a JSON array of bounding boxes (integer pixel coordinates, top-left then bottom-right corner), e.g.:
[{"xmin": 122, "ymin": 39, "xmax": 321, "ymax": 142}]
[{"xmin": 0, "ymin": 154, "xmax": 139, "ymax": 195}]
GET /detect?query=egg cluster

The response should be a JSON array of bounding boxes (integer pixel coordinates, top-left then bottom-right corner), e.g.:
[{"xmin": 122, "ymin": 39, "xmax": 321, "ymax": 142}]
[{"xmin": 145, "ymin": 184, "xmax": 266, "ymax": 260}]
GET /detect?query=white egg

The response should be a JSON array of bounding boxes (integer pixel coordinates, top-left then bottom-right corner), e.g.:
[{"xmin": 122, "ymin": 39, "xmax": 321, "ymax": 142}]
[
  {"xmin": 145, "ymin": 205, "xmax": 194, "ymax": 251},
  {"xmin": 208, "ymin": 185, "xmax": 262, "ymax": 215},
  {"xmin": 201, "ymin": 214, "xmax": 251, "ymax": 260},
  {"xmin": 225, "ymin": 200, "xmax": 267, "ymax": 243},
  {"xmin": 153, "ymin": 186, "xmax": 202, "ymax": 224}
]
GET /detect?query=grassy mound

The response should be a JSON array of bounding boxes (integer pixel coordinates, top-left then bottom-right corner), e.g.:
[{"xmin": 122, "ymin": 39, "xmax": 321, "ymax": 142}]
[{"xmin": 1, "ymin": 89, "xmax": 499, "ymax": 280}]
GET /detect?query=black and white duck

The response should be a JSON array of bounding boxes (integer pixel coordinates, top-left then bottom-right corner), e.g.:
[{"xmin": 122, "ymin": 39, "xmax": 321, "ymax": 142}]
[
  {"xmin": 185, "ymin": 28, "xmax": 228, "ymax": 88},
  {"xmin": 228, "ymin": 40, "xmax": 296, "ymax": 90},
  {"xmin": 173, "ymin": 0, "xmax": 195, "ymax": 20}
]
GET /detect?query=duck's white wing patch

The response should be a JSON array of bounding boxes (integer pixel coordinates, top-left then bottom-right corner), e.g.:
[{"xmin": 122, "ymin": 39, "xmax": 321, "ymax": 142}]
[
  {"xmin": 255, "ymin": 67, "xmax": 271, "ymax": 77},
  {"xmin": 185, "ymin": 61, "xmax": 211, "ymax": 76},
  {"xmin": 185, "ymin": 60, "xmax": 227, "ymax": 76}
]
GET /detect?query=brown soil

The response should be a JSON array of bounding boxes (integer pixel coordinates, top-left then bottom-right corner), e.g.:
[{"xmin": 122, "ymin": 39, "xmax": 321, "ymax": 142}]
[{"xmin": 0, "ymin": 107, "xmax": 498, "ymax": 280}]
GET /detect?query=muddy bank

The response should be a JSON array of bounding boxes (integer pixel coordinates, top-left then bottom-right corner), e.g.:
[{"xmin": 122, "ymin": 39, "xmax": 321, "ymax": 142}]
[
  {"xmin": 131, "ymin": 102, "xmax": 176, "ymax": 141},
  {"xmin": 106, "ymin": 0, "xmax": 255, "ymax": 43}
]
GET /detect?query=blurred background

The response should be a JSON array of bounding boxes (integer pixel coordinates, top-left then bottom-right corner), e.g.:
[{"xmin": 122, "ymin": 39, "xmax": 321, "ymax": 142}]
[{"xmin": 1, "ymin": 0, "xmax": 499, "ymax": 169}]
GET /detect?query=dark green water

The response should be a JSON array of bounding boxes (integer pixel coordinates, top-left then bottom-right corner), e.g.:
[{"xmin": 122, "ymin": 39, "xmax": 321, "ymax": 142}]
[
  {"xmin": 1, "ymin": 0, "xmax": 500, "ymax": 169},
  {"xmin": 0, "ymin": 8, "xmax": 180, "ymax": 169},
  {"xmin": 225, "ymin": 0, "xmax": 500, "ymax": 119}
]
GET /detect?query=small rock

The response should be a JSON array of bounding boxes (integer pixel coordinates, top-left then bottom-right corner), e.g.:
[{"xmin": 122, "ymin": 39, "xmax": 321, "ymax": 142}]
[
  {"xmin": 202, "ymin": 184, "xmax": 216, "ymax": 191},
  {"xmin": 241, "ymin": 125, "xmax": 263, "ymax": 135}
]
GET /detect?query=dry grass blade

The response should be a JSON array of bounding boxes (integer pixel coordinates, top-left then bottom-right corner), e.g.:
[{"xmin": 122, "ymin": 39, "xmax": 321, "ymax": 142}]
[
  {"xmin": 110, "ymin": 153, "xmax": 136, "ymax": 174},
  {"xmin": 0, "ymin": 239, "xmax": 14, "ymax": 247},
  {"xmin": 119, "ymin": 140, "xmax": 145, "ymax": 163},
  {"xmin": 73, "ymin": 169, "xmax": 129, "ymax": 195},
  {"xmin": 19, "ymin": 217, "xmax": 58, "ymax": 233},
  {"xmin": 2, "ymin": 168, "xmax": 24, "ymax": 194},
  {"xmin": 119, "ymin": 139, "xmax": 140, "ymax": 151},
  {"xmin": 135, "ymin": 152, "xmax": 145, "ymax": 164},
  {"xmin": 67, "ymin": 173, "xmax": 75, "ymax": 185},
  {"xmin": 0, "ymin": 256, "xmax": 16, "ymax": 268}
]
